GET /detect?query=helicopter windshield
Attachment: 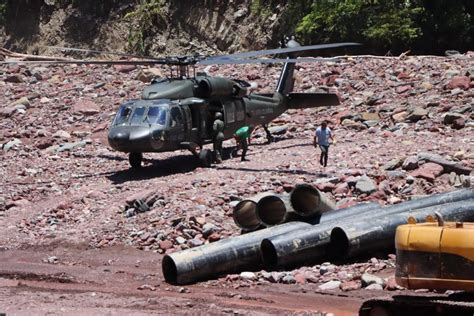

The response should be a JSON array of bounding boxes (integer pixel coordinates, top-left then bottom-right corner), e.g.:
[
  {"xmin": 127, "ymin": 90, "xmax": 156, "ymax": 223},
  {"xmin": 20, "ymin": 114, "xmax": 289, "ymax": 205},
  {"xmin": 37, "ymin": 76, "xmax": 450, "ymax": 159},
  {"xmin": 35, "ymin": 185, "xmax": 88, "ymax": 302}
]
[
  {"xmin": 146, "ymin": 106, "xmax": 167, "ymax": 125},
  {"xmin": 114, "ymin": 104, "xmax": 132, "ymax": 125},
  {"xmin": 130, "ymin": 107, "xmax": 146, "ymax": 125}
]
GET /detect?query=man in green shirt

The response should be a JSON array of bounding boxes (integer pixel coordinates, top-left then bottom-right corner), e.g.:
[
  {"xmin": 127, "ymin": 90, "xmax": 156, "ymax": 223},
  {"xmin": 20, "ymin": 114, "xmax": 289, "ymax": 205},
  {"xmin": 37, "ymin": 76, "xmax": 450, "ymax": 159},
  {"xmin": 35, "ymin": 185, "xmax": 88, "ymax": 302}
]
[{"xmin": 233, "ymin": 125, "xmax": 253, "ymax": 161}]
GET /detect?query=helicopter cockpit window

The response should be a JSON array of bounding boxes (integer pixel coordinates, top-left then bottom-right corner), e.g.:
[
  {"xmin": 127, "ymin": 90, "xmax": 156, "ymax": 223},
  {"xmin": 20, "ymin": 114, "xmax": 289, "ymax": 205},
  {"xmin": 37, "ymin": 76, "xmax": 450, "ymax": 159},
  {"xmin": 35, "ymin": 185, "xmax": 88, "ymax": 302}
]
[
  {"xmin": 114, "ymin": 105, "xmax": 132, "ymax": 125},
  {"xmin": 170, "ymin": 107, "xmax": 183, "ymax": 127},
  {"xmin": 146, "ymin": 106, "xmax": 167, "ymax": 125},
  {"xmin": 130, "ymin": 107, "xmax": 146, "ymax": 125}
]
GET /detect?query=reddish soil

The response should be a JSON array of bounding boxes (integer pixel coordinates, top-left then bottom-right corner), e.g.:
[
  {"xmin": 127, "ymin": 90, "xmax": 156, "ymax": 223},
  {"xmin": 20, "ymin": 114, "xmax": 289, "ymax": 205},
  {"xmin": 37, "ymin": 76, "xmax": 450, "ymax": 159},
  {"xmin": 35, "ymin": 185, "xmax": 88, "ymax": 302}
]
[{"xmin": 0, "ymin": 247, "xmax": 371, "ymax": 315}]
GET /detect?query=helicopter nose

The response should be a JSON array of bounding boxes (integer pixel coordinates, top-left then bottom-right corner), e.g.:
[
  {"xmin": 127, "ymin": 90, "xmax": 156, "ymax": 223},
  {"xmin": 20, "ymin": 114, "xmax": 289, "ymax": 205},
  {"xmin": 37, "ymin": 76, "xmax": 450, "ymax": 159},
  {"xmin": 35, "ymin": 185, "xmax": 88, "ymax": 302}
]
[{"xmin": 110, "ymin": 131, "xmax": 130, "ymax": 146}]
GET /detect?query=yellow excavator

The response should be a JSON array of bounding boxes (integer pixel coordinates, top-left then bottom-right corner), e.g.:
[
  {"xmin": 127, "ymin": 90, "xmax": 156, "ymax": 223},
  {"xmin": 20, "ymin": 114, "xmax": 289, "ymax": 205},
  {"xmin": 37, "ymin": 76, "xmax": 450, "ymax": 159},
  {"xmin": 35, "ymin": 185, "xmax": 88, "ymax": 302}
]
[{"xmin": 359, "ymin": 213, "xmax": 474, "ymax": 316}]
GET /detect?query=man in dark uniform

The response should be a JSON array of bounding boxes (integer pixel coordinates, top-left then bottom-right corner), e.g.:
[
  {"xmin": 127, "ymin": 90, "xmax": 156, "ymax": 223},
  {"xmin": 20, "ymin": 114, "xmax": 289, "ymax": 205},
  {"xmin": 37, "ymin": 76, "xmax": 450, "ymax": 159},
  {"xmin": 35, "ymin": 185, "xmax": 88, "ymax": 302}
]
[{"xmin": 212, "ymin": 112, "xmax": 225, "ymax": 163}]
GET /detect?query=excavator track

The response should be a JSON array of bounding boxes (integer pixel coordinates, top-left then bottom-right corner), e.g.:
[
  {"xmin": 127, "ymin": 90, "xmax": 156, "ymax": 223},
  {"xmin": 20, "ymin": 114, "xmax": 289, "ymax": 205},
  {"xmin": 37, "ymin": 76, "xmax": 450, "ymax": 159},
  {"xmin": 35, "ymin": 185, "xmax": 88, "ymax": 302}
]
[{"xmin": 359, "ymin": 293, "xmax": 474, "ymax": 316}]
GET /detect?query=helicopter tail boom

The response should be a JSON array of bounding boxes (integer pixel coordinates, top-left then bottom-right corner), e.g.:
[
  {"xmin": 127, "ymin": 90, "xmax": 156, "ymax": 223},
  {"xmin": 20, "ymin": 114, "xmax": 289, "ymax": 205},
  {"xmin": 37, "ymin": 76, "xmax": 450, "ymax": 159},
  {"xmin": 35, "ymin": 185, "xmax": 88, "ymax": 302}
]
[{"xmin": 286, "ymin": 93, "xmax": 340, "ymax": 109}]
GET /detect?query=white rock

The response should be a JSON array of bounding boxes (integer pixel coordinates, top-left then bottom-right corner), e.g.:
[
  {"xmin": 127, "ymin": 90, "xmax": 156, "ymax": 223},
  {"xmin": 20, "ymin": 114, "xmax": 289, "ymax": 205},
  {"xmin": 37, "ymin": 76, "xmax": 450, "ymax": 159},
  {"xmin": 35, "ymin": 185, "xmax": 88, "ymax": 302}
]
[
  {"xmin": 365, "ymin": 283, "xmax": 384, "ymax": 290},
  {"xmin": 318, "ymin": 280, "xmax": 341, "ymax": 291},
  {"xmin": 240, "ymin": 271, "xmax": 256, "ymax": 280}
]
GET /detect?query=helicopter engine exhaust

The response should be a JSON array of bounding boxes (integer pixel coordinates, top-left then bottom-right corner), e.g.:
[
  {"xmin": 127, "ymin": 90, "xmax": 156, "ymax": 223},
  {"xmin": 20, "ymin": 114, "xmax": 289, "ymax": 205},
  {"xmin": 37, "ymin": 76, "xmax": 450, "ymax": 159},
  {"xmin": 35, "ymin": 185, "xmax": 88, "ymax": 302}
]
[{"xmin": 197, "ymin": 77, "xmax": 235, "ymax": 98}]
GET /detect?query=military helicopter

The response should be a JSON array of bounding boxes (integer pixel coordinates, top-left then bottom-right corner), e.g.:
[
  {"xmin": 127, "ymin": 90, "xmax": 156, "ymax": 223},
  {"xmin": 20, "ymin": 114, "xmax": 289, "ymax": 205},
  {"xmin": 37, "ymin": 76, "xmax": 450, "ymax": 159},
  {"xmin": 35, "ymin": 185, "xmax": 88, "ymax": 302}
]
[{"xmin": 2, "ymin": 39, "xmax": 359, "ymax": 168}]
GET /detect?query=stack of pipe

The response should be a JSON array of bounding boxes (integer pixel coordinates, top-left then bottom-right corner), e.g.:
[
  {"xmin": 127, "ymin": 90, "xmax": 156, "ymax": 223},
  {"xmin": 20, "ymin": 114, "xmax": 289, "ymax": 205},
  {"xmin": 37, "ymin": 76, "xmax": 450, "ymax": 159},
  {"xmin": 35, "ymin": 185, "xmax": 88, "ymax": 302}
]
[
  {"xmin": 163, "ymin": 188, "xmax": 474, "ymax": 285},
  {"xmin": 233, "ymin": 184, "xmax": 337, "ymax": 230},
  {"xmin": 261, "ymin": 189, "xmax": 474, "ymax": 269},
  {"xmin": 163, "ymin": 201, "xmax": 379, "ymax": 284}
]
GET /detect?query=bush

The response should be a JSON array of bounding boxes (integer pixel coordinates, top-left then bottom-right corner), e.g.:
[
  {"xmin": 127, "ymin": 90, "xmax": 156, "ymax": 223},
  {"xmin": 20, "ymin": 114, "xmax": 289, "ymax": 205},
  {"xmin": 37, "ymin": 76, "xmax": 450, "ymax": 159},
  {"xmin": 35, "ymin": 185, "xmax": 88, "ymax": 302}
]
[
  {"xmin": 125, "ymin": 0, "xmax": 165, "ymax": 53},
  {"xmin": 0, "ymin": 0, "xmax": 7, "ymax": 25},
  {"xmin": 294, "ymin": 0, "xmax": 473, "ymax": 54}
]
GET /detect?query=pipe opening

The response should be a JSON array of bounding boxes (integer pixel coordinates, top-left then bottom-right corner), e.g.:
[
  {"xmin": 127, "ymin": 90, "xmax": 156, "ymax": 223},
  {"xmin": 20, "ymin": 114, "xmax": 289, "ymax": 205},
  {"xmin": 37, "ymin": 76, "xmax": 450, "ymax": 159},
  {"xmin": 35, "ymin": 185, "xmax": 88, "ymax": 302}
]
[
  {"xmin": 162, "ymin": 255, "xmax": 178, "ymax": 284},
  {"xmin": 329, "ymin": 227, "xmax": 349, "ymax": 259},
  {"xmin": 257, "ymin": 196, "xmax": 287, "ymax": 226},
  {"xmin": 260, "ymin": 239, "xmax": 278, "ymax": 268},
  {"xmin": 233, "ymin": 200, "xmax": 260, "ymax": 230},
  {"xmin": 291, "ymin": 185, "xmax": 320, "ymax": 216}
]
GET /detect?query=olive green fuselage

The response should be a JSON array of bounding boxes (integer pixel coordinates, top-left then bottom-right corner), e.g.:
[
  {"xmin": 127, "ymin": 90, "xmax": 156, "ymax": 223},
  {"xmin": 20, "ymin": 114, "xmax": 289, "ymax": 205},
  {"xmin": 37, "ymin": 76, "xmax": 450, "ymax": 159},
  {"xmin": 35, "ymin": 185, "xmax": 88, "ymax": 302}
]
[{"xmin": 108, "ymin": 76, "xmax": 287, "ymax": 154}]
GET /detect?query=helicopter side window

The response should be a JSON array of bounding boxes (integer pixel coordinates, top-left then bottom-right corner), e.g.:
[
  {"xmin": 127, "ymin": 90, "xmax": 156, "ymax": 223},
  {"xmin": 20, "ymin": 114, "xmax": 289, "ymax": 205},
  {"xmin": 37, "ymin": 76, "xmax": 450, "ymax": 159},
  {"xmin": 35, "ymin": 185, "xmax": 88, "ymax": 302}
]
[
  {"xmin": 130, "ymin": 107, "xmax": 146, "ymax": 125},
  {"xmin": 147, "ymin": 106, "xmax": 167, "ymax": 125},
  {"xmin": 170, "ymin": 107, "xmax": 183, "ymax": 128},
  {"xmin": 235, "ymin": 101, "xmax": 245, "ymax": 121},
  {"xmin": 224, "ymin": 102, "xmax": 235, "ymax": 123},
  {"xmin": 114, "ymin": 105, "xmax": 132, "ymax": 125}
]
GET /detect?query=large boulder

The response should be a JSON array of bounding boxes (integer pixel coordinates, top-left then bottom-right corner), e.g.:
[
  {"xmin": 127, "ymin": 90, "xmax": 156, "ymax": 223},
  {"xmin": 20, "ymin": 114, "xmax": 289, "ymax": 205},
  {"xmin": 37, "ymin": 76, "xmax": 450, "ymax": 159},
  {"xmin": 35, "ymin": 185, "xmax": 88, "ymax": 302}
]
[
  {"xmin": 402, "ymin": 156, "xmax": 419, "ymax": 171},
  {"xmin": 417, "ymin": 152, "xmax": 472, "ymax": 175},
  {"xmin": 443, "ymin": 112, "xmax": 465, "ymax": 125},
  {"xmin": 5, "ymin": 74, "xmax": 24, "ymax": 83},
  {"xmin": 114, "ymin": 65, "xmax": 136, "ymax": 73},
  {"xmin": 445, "ymin": 75, "xmax": 470, "ymax": 90},
  {"xmin": 341, "ymin": 119, "xmax": 367, "ymax": 130},
  {"xmin": 355, "ymin": 176, "xmax": 377, "ymax": 194},
  {"xmin": 361, "ymin": 112, "xmax": 380, "ymax": 122},
  {"xmin": 137, "ymin": 68, "xmax": 164, "ymax": 83},
  {"xmin": 383, "ymin": 157, "xmax": 404, "ymax": 171},
  {"xmin": 268, "ymin": 125, "xmax": 288, "ymax": 135},
  {"xmin": 406, "ymin": 107, "xmax": 428, "ymax": 122},
  {"xmin": 318, "ymin": 280, "xmax": 341, "ymax": 291},
  {"xmin": 73, "ymin": 100, "xmax": 101, "ymax": 115},
  {"xmin": 452, "ymin": 117, "xmax": 465, "ymax": 129},
  {"xmin": 362, "ymin": 273, "xmax": 384, "ymax": 286},
  {"xmin": 410, "ymin": 162, "xmax": 444, "ymax": 182},
  {"xmin": 392, "ymin": 111, "xmax": 408, "ymax": 122}
]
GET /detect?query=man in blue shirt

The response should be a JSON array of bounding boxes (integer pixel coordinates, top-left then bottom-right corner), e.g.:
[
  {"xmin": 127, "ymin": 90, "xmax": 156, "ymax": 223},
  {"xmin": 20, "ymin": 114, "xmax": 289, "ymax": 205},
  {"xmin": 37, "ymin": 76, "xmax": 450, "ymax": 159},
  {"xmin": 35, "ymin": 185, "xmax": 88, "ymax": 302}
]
[{"xmin": 313, "ymin": 121, "xmax": 334, "ymax": 167}]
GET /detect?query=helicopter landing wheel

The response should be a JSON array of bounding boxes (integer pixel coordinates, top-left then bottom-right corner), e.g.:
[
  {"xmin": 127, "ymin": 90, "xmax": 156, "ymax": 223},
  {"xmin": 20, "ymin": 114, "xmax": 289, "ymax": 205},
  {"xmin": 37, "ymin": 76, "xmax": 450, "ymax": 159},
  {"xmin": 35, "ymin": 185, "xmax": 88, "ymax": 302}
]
[
  {"xmin": 199, "ymin": 149, "xmax": 213, "ymax": 168},
  {"xmin": 129, "ymin": 152, "xmax": 143, "ymax": 169}
]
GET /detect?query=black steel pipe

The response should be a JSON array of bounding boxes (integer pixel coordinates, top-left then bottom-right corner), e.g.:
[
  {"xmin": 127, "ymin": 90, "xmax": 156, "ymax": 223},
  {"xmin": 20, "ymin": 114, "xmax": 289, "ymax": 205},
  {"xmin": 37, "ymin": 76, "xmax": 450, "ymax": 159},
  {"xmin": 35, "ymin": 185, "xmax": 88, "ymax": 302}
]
[
  {"xmin": 261, "ymin": 189, "xmax": 474, "ymax": 269},
  {"xmin": 256, "ymin": 186, "xmax": 337, "ymax": 226},
  {"xmin": 256, "ymin": 194, "xmax": 296, "ymax": 226},
  {"xmin": 330, "ymin": 198, "xmax": 474, "ymax": 259},
  {"xmin": 290, "ymin": 184, "xmax": 336, "ymax": 217},
  {"xmin": 162, "ymin": 221, "xmax": 312, "ymax": 285},
  {"xmin": 260, "ymin": 202, "xmax": 381, "ymax": 268},
  {"xmin": 233, "ymin": 192, "xmax": 275, "ymax": 230}
]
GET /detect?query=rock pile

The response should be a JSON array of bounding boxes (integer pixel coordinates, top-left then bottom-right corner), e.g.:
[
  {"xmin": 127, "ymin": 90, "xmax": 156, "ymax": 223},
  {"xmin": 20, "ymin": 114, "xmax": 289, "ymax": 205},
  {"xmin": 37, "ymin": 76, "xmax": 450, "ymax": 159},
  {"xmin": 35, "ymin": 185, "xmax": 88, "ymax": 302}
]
[
  {"xmin": 223, "ymin": 256, "xmax": 401, "ymax": 292},
  {"xmin": 0, "ymin": 53, "xmax": 472, "ymax": 269}
]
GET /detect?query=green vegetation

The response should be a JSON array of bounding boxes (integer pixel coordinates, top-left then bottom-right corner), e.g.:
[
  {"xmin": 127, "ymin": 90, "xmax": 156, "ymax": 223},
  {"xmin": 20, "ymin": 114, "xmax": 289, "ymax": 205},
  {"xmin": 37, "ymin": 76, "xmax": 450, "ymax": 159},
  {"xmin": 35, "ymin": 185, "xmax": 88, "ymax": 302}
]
[
  {"xmin": 0, "ymin": 0, "xmax": 471, "ymax": 54},
  {"xmin": 250, "ymin": 0, "xmax": 276, "ymax": 18},
  {"xmin": 294, "ymin": 0, "xmax": 473, "ymax": 54},
  {"xmin": 0, "ymin": 0, "xmax": 7, "ymax": 26},
  {"xmin": 125, "ymin": 0, "xmax": 165, "ymax": 53}
]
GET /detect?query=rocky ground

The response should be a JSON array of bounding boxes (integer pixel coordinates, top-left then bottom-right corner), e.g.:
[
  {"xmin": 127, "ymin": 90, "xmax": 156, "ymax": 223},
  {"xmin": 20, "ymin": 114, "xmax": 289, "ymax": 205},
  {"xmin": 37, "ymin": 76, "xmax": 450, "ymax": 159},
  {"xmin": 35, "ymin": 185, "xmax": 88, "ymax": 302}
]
[{"xmin": 0, "ymin": 52, "xmax": 473, "ymax": 314}]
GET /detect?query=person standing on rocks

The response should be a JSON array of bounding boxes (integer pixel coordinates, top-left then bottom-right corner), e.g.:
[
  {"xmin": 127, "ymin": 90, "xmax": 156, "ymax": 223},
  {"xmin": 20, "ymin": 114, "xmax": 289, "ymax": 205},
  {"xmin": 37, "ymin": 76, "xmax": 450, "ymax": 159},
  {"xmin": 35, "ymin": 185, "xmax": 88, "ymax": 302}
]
[
  {"xmin": 314, "ymin": 121, "xmax": 334, "ymax": 167},
  {"xmin": 212, "ymin": 112, "xmax": 225, "ymax": 163},
  {"xmin": 234, "ymin": 125, "xmax": 253, "ymax": 161}
]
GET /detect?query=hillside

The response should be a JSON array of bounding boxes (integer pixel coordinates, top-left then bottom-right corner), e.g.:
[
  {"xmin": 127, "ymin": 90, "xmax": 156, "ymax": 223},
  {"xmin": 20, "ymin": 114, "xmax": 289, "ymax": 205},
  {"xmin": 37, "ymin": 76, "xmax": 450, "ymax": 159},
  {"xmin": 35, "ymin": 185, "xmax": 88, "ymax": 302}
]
[
  {"xmin": 0, "ymin": 0, "xmax": 288, "ymax": 56},
  {"xmin": 1, "ymin": 0, "xmax": 472, "ymax": 56}
]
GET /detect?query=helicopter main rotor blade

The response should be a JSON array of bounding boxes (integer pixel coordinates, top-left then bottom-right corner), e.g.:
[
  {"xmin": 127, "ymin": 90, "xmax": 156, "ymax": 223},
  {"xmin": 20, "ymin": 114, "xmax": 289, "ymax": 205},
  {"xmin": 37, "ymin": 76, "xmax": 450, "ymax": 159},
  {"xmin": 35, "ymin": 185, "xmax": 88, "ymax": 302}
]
[
  {"xmin": 49, "ymin": 46, "xmax": 163, "ymax": 61},
  {"xmin": 199, "ymin": 57, "xmax": 340, "ymax": 65},
  {"xmin": 208, "ymin": 42, "xmax": 361, "ymax": 60},
  {"xmin": 0, "ymin": 59, "xmax": 170, "ymax": 65},
  {"xmin": 1, "ymin": 57, "xmax": 340, "ymax": 66}
]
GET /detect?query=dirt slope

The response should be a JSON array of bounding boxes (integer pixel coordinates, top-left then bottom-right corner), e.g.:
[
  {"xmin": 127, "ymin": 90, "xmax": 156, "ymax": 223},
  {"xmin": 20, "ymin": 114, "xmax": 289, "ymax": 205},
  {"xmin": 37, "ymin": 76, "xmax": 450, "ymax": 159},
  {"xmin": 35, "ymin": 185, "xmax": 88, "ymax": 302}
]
[{"xmin": 1, "ymin": 0, "xmax": 287, "ymax": 56}]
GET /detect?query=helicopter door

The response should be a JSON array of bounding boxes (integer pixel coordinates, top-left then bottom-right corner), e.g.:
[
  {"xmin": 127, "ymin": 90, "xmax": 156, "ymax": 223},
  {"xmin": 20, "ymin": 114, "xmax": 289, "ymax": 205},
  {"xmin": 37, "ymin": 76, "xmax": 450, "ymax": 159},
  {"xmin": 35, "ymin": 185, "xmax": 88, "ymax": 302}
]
[
  {"xmin": 181, "ymin": 105, "xmax": 192, "ymax": 139},
  {"xmin": 223, "ymin": 100, "xmax": 240, "ymax": 138},
  {"xmin": 169, "ymin": 106, "xmax": 185, "ymax": 141},
  {"xmin": 235, "ymin": 100, "xmax": 245, "ymax": 122}
]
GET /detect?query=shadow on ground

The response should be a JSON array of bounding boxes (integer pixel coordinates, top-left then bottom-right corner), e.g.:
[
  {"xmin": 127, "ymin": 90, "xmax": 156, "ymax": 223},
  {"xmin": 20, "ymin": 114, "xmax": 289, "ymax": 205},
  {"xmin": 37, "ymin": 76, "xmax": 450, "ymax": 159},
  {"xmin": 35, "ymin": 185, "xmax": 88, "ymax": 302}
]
[{"xmin": 108, "ymin": 154, "xmax": 200, "ymax": 184}]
